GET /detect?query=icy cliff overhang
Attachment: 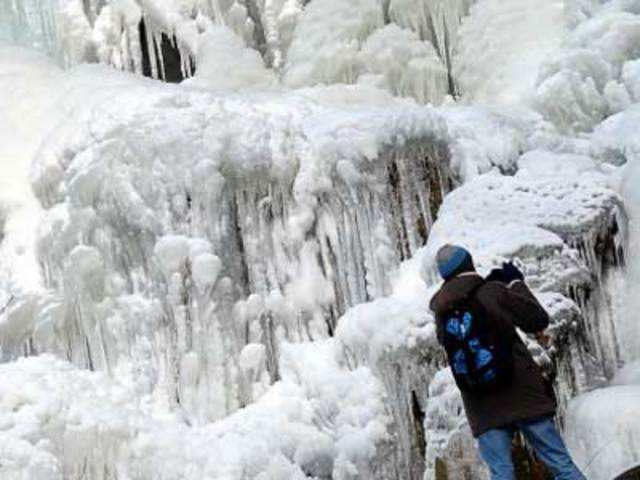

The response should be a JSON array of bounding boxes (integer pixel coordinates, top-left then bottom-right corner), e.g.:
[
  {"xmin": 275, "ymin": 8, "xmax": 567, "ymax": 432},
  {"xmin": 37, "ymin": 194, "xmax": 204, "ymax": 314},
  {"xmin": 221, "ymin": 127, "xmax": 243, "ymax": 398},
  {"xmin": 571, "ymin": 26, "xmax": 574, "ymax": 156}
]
[{"xmin": 337, "ymin": 150, "xmax": 627, "ymax": 478}]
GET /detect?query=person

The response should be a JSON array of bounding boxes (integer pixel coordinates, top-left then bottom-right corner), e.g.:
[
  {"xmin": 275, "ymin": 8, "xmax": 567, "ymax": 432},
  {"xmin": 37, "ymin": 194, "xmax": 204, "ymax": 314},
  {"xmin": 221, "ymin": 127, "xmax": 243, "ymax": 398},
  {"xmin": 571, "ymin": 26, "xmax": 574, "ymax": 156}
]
[{"xmin": 429, "ymin": 244, "xmax": 586, "ymax": 480}]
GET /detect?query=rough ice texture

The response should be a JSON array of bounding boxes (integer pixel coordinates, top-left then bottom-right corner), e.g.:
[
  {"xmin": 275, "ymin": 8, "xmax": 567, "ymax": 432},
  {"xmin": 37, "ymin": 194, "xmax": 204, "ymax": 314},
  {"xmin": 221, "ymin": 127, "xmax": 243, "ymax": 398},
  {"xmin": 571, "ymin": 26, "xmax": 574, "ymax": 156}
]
[
  {"xmin": 534, "ymin": 2, "xmax": 640, "ymax": 133},
  {"xmin": 565, "ymin": 384, "xmax": 640, "ymax": 480},
  {"xmin": 0, "ymin": 344, "xmax": 390, "ymax": 480},
  {"xmin": 284, "ymin": 1, "xmax": 450, "ymax": 105},
  {"xmin": 0, "ymin": 0, "xmax": 473, "ymax": 105},
  {"xmin": 0, "ymin": 53, "xmax": 457, "ymax": 479},
  {"xmin": 15, "ymin": 61, "xmax": 451, "ymax": 415},
  {"xmin": 1, "ymin": 1, "xmax": 640, "ymax": 479},
  {"xmin": 454, "ymin": 0, "xmax": 567, "ymax": 105}
]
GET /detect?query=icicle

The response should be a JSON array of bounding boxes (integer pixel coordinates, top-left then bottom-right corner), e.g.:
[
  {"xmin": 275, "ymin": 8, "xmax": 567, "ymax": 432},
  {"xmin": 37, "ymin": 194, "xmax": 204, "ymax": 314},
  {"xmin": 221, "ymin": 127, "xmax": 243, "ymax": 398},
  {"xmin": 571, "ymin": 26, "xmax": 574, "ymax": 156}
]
[
  {"xmin": 154, "ymin": 31, "xmax": 166, "ymax": 81},
  {"xmin": 129, "ymin": 19, "xmax": 143, "ymax": 74},
  {"xmin": 143, "ymin": 17, "xmax": 159, "ymax": 79},
  {"xmin": 179, "ymin": 44, "xmax": 187, "ymax": 80}
]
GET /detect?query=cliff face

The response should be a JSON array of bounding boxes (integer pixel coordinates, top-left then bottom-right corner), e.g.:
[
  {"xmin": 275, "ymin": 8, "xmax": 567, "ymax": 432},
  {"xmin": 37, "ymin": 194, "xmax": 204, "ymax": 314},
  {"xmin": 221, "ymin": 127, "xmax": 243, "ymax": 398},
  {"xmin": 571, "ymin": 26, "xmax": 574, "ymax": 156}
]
[
  {"xmin": 338, "ymin": 152, "xmax": 628, "ymax": 479},
  {"xmin": 0, "ymin": 59, "xmax": 633, "ymax": 478}
]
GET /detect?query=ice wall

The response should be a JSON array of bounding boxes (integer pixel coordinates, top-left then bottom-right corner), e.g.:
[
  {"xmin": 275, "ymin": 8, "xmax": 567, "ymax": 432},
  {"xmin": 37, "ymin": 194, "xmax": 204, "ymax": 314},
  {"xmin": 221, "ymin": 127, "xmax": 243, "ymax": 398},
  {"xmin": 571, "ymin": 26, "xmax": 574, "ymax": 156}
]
[
  {"xmin": 2, "ymin": 61, "xmax": 633, "ymax": 480},
  {"xmin": 0, "ymin": 63, "xmax": 455, "ymax": 431},
  {"xmin": 0, "ymin": 0, "xmax": 59, "ymax": 56},
  {"xmin": 454, "ymin": 0, "xmax": 567, "ymax": 104},
  {"xmin": 0, "ymin": 0, "xmax": 478, "ymax": 104},
  {"xmin": 1, "ymin": 1, "xmax": 639, "ymax": 479}
]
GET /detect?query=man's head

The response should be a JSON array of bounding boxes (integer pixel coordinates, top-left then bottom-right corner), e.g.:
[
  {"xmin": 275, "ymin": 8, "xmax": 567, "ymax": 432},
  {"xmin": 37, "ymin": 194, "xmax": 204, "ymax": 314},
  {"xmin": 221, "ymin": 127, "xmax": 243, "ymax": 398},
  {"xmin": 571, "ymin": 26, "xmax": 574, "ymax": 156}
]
[{"xmin": 436, "ymin": 244, "xmax": 475, "ymax": 281}]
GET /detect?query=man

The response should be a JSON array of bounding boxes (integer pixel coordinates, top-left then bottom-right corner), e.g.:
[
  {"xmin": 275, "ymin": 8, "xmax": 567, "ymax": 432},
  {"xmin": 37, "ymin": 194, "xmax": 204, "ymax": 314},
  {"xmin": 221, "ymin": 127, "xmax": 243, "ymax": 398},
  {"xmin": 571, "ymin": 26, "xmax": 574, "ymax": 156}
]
[{"xmin": 429, "ymin": 244, "xmax": 585, "ymax": 480}]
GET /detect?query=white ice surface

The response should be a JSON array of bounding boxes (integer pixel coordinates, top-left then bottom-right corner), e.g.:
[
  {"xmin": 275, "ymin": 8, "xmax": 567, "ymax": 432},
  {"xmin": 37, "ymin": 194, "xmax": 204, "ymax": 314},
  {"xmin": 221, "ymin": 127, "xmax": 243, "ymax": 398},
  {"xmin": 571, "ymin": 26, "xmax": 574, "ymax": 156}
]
[
  {"xmin": 0, "ymin": 45, "xmax": 62, "ymax": 297},
  {"xmin": 2, "ymin": 1, "xmax": 640, "ymax": 478},
  {"xmin": 455, "ymin": 0, "xmax": 567, "ymax": 105},
  {"xmin": 0, "ymin": 345, "xmax": 389, "ymax": 480},
  {"xmin": 566, "ymin": 384, "xmax": 640, "ymax": 480}
]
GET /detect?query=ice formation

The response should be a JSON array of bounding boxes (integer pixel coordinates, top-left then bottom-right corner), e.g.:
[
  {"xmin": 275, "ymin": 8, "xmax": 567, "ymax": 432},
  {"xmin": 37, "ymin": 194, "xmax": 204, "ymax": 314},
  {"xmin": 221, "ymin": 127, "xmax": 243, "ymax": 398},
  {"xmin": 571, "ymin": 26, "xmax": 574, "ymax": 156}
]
[
  {"xmin": 565, "ymin": 361, "xmax": 640, "ymax": 480},
  {"xmin": 0, "ymin": 0, "xmax": 472, "ymax": 104},
  {"xmin": 534, "ymin": 0, "xmax": 640, "ymax": 132},
  {"xmin": 1, "ymin": 0, "xmax": 640, "ymax": 479},
  {"xmin": 454, "ymin": 0, "xmax": 568, "ymax": 104}
]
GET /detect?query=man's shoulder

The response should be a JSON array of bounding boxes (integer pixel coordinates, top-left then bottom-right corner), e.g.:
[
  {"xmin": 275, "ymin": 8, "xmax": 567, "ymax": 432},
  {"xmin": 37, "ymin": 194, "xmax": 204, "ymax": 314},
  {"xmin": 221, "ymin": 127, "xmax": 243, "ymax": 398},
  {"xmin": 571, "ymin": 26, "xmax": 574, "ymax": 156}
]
[{"xmin": 429, "ymin": 286, "xmax": 445, "ymax": 313}]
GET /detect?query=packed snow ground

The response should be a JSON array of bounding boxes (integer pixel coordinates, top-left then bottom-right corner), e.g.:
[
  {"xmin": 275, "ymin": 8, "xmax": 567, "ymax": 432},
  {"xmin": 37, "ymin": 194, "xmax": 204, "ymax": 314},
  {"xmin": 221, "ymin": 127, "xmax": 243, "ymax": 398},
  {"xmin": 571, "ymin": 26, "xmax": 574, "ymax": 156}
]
[{"xmin": 1, "ymin": 0, "xmax": 640, "ymax": 479}]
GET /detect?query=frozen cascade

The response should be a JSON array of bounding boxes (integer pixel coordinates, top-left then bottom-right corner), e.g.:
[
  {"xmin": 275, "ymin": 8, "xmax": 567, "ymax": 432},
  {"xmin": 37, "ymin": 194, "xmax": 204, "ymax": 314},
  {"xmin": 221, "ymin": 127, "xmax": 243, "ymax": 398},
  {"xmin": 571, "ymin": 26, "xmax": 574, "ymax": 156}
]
[
  {"xmin": 388, "ymin": 0, "xmax": 474, "ymax": 94},
  {"xmin": 0, "ymin": 64, "xmax": 454, "ymax": 431},
  {"xmin": 2, "ymin": 1, "xmax": 640, "ymax": 479},
  {"xmin": 607, "ymin": 105, "xmax": 640, "ymax": 362},
  {"xmin": 0, "ymin": 0, "xmax": 479, "ymax": 104},
  {"xmin": 0, "ymin": 0, "xmax": 59, "ymax": 56}
]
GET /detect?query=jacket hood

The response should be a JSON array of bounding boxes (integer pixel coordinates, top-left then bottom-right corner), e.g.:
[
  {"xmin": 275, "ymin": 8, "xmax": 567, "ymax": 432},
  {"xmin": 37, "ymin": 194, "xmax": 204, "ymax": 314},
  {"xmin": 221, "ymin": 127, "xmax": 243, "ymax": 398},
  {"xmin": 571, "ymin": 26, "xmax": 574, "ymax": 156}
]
[{"xmin": 429, "ymin": 273, "xmax": 485, "ymax": 314}]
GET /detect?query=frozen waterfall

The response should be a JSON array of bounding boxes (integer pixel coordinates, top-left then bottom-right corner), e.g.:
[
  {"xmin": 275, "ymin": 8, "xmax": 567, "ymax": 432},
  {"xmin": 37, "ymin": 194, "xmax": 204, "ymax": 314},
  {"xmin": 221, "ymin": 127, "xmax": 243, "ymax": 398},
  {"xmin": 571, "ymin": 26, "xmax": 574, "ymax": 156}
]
[{"xmin": 1, "ymin": 0, "xmax": 640, "ymax": 479}]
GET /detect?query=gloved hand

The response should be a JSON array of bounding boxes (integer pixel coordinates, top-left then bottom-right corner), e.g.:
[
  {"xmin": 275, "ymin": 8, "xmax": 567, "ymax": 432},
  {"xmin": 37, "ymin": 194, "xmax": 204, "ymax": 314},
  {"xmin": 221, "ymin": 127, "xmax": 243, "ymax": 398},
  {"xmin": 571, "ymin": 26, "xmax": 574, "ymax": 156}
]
[
  {"xmin": 502, "ymin": 261, "xmax": 524, "ymax": 283},
  {"xmin": 485, "ymin": 268, "xmax": 507, "ymax": 283}
]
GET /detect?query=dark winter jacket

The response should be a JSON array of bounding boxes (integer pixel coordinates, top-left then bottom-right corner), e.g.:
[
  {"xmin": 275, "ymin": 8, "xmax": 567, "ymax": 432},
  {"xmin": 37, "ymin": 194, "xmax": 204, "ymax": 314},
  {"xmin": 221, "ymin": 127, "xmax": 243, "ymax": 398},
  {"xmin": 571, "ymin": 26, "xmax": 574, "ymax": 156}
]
[{"xmin": 430, "ymin": 272, "xmax": 556, "ymax": 437}]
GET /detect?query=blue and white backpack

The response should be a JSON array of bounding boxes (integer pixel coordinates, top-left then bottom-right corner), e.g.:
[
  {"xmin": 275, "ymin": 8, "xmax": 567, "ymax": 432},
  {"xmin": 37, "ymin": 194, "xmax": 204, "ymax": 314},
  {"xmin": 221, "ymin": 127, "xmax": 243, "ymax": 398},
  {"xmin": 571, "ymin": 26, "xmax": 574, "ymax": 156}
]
[{"xmin": 440, "ymin": 283, "xmax": 514, "ymax": 393}]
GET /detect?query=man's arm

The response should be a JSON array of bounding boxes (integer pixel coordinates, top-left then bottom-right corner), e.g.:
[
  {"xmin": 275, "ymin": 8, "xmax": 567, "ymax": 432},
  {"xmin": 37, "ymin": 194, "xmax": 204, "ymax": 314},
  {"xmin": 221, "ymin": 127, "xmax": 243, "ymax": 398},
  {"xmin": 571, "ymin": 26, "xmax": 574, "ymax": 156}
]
[{"xmin": 486, "ymin": 280, "xmax": 550, "ymax": 334}]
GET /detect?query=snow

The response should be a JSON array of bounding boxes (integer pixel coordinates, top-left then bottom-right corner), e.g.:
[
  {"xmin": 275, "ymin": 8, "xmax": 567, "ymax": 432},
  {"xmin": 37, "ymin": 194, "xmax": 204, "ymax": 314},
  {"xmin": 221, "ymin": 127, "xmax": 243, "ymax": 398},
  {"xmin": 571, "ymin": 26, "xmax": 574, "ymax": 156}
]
[
  {"xmin": 565, "ymin": 385, "xmax": 640, "ymax": 480},
  {"xmin": 1, "ymin": 0, "xmax": 640, "ymax": 478},
  {"xmin": 426, "ymin": 166, "xmax": 620, "ymax": 263},
  {"xmin": 185, "ymin": 26, "xmax": 276, "ymax": 91},
  {"xmin": 613, "ymin": 106, "xmax": 640, "ymax": 362},
  {"xmin": 0, "ymin": 46, "xmax": 61, "ymax": 298},
  {"xmin": 454, "ymin": 0, "xmax": 567, "ymax": 105},
  {"xmin": 0, "ymin": 346, "xmax": 389, "ymax": 480},
  {"xmin": 357, "ymin": 24, "xmax": 449, "ymax": 104},
  {"xmin": 534, "ymin": 2, "xmax": 640, "ymax": 132}
]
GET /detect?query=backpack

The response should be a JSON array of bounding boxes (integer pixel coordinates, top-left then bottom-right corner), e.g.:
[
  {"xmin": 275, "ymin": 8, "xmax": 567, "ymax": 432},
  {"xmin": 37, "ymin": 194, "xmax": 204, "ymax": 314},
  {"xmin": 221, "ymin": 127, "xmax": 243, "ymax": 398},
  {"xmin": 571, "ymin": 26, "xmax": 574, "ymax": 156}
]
[{"xmin": 440, "ymin": 283, "xmax": 514, "ymax": 393}]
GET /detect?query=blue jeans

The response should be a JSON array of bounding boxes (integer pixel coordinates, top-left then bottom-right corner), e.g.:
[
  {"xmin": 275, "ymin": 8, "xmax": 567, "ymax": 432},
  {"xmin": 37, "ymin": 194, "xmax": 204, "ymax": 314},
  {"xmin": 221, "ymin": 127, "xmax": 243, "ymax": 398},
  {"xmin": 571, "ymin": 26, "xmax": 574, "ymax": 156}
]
[{"xmin": 477, "ymin": 417, "xmax": 586, "ymax": 480}]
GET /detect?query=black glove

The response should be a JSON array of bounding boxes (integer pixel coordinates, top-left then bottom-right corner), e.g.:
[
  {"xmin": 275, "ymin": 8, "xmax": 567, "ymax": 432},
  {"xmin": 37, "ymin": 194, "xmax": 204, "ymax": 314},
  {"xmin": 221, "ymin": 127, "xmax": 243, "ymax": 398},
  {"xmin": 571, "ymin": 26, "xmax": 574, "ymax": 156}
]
[
  {"xmin": 485, "ymin": 268, "xmax": 507, "ymax": 283},
  {"xmin": 502, "ymin": 261, "xmax": 524, "ymax": 283}
]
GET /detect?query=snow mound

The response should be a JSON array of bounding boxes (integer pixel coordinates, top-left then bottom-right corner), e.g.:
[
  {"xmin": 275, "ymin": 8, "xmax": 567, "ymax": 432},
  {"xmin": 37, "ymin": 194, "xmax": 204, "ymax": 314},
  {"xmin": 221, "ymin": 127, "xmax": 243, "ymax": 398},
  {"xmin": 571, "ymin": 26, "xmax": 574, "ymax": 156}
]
[
  {"xmin": 566, "ymin": 385, "xmax": 640, "ymax": 480},
  {"xmin": 591, "ymin": 103, "xmax": 640, "ymax": 166},
  {"xmin": 185, "ymin": 26, "xmax": 276, "ymax": 91},
  {"xmin": 442, "ymin": 105, "xmax": 550, "ymax": 181},
  {"xmin": 0, "ymin": 344, "xmax": 389, "ymax": 480}
]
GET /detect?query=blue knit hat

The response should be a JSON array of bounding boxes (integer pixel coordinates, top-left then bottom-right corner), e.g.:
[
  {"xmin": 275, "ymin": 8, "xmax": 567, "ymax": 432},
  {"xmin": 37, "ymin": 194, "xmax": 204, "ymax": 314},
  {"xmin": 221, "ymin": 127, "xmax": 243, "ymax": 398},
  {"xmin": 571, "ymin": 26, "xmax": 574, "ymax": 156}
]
[{"xmin": 436, "ymin": 244, "xmax": 473, "ymax": 280}]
